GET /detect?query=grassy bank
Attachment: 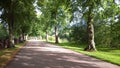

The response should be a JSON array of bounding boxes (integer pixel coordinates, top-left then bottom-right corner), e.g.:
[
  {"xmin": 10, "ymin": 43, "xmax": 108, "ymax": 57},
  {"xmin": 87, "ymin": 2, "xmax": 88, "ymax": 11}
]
[
  {"xmin": 0, "ymin": 42, "xmax": 26, "ymax": 68},
  {"xmin": 56, "ymin": 42, "xmax": 120, "ymax": 66}
]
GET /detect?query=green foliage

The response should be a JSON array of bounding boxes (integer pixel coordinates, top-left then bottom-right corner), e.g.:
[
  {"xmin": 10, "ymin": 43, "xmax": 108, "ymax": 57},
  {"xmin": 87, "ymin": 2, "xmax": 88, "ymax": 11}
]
[
  {"xmin": 93, "ymin": 0, "xmax": 120, "ymax": 48},
  {"xmin": 37, "ymin": 0, "xmax": 72, "ymax": 43},
  {"xmin": 0, "ymin": 0, "xmax": 37, "ymax": 39},
  {"xmin": 0, "ymin": 24, "xmax": 8, "ymax": 39},
  {"xmin": 68, "ymin": 0, "xmax": 120, "ymax": 48},
  {"xmin": 69, "ymin": 24, "xmax": 87, "ymax": 44},
  {"xmin": 29, "ymin": 23, "xmax": 41, "ymax": 36},
  {"xmin": 1, "ymin": 0, "xmax": 120, "ymax": 48}
]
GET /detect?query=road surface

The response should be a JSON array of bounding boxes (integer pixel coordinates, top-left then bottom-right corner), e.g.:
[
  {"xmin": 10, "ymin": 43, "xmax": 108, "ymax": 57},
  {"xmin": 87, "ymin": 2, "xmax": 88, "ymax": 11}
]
[{"xmin": 6, "ymin": 40, "xmax": 120, "ymax": 68}]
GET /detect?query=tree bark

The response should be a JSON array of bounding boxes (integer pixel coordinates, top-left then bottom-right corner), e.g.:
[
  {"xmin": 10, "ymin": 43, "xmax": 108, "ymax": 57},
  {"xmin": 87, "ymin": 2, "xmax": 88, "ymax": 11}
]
[
  {"xmin": 25, "ymin": 34, "xmax": 28, "ymax": 41},
  {"xmin": 55, "ymin": 26, "xmax": 59, "ymax": 43},
  {"xmin": 84, "ymin": 3, "xmax": 96, "ymax": 51},
  {"xmin": 19, "ymin": 34, "xmax": 23, "ymax": 42},
  {"xmin": 46, "ymin": 31, "xmax": 48, "ymax": 42},
  {"xmin": 8, "ymin": 0, "xmax": 15, "ymax": 48},
  {"xmin": 22, "ymin": 32, "xmax": 25, "ymax": 41}
]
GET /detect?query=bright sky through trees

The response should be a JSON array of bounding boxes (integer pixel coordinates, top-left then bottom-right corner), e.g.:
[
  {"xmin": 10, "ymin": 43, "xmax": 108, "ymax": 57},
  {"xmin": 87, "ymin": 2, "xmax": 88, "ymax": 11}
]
[{"xmin": 115, "ymin": 0, "xmax": 120, "ymax": 4}]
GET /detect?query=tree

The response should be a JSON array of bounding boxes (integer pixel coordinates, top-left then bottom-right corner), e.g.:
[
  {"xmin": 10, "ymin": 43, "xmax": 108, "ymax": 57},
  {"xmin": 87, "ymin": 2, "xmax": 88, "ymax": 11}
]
[
  {"xmin": 70, "ymin": 0, "xmax": 99, "ymax": 51},
  {"xmin": 71, "ymin": 0, "xmax": 120, "ymax": 50},
  {"xmin": 84, "ymin": 0, "xmax": 96, "ymax": 51},
  {"xmin": 0, "ymin": 0, "xmax": 36, "ymax": 47},
  {"xmin": 0, "ymin": 0, "xmax": 15, "ymax": 48}
]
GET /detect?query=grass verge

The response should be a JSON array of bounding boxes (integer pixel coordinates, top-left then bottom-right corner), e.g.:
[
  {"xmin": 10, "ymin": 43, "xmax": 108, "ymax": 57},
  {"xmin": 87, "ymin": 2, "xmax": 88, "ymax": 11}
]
[
  {"xmin": 0, "ymin": 42, "xmax": 26, "ymax": 68},
  {"xmin": 55, "ymin": 42, "xmax": 120, "ymax": 66}
]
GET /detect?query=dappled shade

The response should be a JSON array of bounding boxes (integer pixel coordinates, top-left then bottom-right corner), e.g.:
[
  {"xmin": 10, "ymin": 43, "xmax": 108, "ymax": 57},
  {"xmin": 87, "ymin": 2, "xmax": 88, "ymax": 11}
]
[{"xmin": 6, "ymin": 41, "xmax": 120, "ymax": 68}]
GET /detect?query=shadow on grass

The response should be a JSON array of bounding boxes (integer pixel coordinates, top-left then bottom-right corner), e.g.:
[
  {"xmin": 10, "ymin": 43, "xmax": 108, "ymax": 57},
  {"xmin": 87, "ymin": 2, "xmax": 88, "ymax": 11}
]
[
  {"xmin": 0, "ymin": 42, "xmax": 25, "ymax": 68},
  {"xmin": 48, "ymin": 42, "xmax": 120, "ymax": 66},
  {"xmin": 49, "ymin": 42, "xmax": 120, "ymax": 53}
]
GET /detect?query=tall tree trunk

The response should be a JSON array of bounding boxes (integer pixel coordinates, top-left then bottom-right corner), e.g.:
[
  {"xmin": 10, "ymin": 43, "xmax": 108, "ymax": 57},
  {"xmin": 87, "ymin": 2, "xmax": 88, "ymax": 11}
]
[
  {"xmin": 55, "ymin": 26, "xmax": 59, "ymax": 43},
  {"xmin": 22, "ymin": 32, "xmax": 25, "ymax": 41},
  {"xmin": 8, "ymin": 0, "xmax": 14, "ymax": 48},
  {"xmin": 84, "ymin": 3, "xmax": 96, "ymax": 51},
  {"xmin": 25, "ymin": 34, "xmax": 28, "ymax": 41},
  {"xmin": 19, "ymin": 34, "xmax": 23, "ymax": 42},
  {"xmin": 46, "ymin": 31, "xmax": 48, "ymax": 42}
]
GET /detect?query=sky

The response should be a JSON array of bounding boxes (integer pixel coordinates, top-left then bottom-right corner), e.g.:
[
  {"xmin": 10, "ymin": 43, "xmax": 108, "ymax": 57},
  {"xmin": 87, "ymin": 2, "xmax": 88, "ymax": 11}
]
[
  {"xmin": 33, "ymin": 0, "xmax": 42, "ymax": 16},
  {"xmin": 115, "ymin": 0, "xmax": 120, "ymax": 4}
]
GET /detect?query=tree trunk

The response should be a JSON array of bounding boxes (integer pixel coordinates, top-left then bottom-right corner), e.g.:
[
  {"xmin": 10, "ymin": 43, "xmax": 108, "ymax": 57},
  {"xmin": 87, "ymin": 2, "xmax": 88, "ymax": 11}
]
[
  {"xmin": 22, "ymin": 33, "xmax": 25, "ymax": 41},
  {"xmin": 84, "ymin": 3, "xmax": 96, "ymax": 51},
  {"xmin": 55, "ymin": 26, "xmax": 59, "ymax": 43},
  {"xmin": 25, "ymin": 34, "xmax": 28, "ymax": 41},
  {"xmin": 19, "ymin": 35, "xmax": 23, "ymax": 42},
  {"xmin": 8, "ymin": 0, "xmax": 15, "ymax": 48},
  {"xmin": 46, "ymin": 31, "xmax": 48, "ymax": 42}
]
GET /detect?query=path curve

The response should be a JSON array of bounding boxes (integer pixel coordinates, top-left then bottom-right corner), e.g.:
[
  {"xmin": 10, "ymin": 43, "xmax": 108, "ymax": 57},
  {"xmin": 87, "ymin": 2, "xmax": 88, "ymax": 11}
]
[{"xmin": 6, "ymin": 40, "xmax": 120, "ymax": 68}]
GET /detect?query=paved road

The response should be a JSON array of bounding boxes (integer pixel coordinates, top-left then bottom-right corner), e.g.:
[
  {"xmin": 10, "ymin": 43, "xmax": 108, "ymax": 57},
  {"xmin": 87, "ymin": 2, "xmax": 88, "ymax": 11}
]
[{"xmin": 6, "ymin": 40, "xmax": 120, "ymax": 68}]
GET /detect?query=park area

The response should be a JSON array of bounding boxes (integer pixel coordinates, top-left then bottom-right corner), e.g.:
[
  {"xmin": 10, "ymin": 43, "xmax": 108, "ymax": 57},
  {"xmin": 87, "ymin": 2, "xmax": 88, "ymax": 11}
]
[{"xmin": 0, "ymin": 0, "xmax": 120, "ymax": 68}]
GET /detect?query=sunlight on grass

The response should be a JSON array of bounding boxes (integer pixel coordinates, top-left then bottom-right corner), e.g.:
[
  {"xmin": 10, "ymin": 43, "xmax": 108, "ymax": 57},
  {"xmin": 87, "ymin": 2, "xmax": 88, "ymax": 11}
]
[
  {"xmin": 0, "ymin": 42, "xmax": 26, "ymax": 68},
  {"xmin": 57, "ymin": 42, "xmax": 120, "ymax": 66}
]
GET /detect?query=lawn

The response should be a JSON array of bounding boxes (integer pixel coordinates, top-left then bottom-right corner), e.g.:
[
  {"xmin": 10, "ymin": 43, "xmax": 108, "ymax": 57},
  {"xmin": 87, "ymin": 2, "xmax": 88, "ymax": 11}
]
[
  {"xmin": 0, "ymin": 42, "xmax": 26, "ymax": 68},
  {"xmin": 57, "ymin": 42, "xmax": 120, "ymax": 66}
]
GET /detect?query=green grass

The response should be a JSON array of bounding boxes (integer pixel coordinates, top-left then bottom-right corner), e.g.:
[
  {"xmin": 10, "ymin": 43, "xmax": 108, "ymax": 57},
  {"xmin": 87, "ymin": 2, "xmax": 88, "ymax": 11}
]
[
  {"xmin": 0, "ymin": 42, "xmax": 26, "ymax": 68},
  {"xmin": 56, "ymin": 42, "xmax": 120, "ymax": 66}
]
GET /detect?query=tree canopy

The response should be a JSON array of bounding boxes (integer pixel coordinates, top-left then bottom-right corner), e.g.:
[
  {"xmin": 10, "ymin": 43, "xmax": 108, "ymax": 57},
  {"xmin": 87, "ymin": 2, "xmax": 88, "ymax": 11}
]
[{"xmin": 0, "ymin": 0, "xmax": 120, "ymax": 51}]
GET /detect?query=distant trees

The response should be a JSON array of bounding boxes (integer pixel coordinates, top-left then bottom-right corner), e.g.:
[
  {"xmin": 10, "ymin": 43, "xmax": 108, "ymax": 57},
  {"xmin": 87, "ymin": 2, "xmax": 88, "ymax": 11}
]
[
  {"xmin": 69, "ymin": 23, "xmax": 87, "ymax": 44},
  {"xmin": 37, "ymin": 0, "xmax": 71, "ymax": 43}
]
